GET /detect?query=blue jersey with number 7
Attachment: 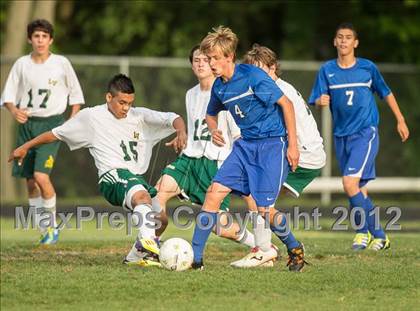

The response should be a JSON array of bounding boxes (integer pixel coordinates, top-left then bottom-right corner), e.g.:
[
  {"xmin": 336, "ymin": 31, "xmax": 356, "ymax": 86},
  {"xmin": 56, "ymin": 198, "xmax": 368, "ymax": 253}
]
[
  {"xmin": 206, "ymin": 64, "xmax": 285, "ymax": 139},
  {"xmin": 308, "ymin": 58, "xmax": 391, "ymax": 137}
]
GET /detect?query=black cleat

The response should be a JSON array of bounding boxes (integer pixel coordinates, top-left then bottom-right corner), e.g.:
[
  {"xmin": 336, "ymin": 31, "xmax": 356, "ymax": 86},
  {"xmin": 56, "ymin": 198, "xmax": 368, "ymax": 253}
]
[
  {"xmin": 286, "ymin": 242, "xmax": 308, "ymax": 272},
  {"xmin": 191, "ymin": 260, "xmax": 204, "ymax": 270}
]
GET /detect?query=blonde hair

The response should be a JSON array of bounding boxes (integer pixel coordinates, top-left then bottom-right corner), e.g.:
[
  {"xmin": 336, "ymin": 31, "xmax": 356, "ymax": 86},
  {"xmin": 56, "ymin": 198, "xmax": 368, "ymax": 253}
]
[
  {"xmin": 200, "ymin": 26, "xmax": 238, "ymax": 61},
  {"xmin": 243, "ymin": 44, "xmax": 281, "ymax": 76}
]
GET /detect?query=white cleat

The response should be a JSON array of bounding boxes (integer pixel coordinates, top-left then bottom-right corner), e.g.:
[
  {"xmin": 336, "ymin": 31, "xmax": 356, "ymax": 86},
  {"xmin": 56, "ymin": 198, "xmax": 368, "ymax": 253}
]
[{"xmin": 230, "ymin": 246, "xmax": 278, "ymax": 268}]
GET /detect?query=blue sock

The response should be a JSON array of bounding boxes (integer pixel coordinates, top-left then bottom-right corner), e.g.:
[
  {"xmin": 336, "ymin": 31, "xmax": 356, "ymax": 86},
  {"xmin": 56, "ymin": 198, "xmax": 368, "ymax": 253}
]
[
  {"xmin": 192, "ymin": 211, "xmax": 217, "ymax": 263},
  {"xmin": 365, "ymin": 196, "xmax": 386, "ymax": 239},
  {"xmin": 349, "ymin": 192, "xmax": 368, "ymax": 234},
  {"xmin": 270, "ymin": 215, "xmax": 299, "ymax": 250}
]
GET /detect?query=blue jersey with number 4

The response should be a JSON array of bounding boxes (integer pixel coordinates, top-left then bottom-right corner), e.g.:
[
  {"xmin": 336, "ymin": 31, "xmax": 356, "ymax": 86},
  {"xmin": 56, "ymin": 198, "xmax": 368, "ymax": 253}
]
[
  {"xmin": 308, "ymin": 58, "xmax": 391, "ymax": 137},
  {"xmin": 206, "ymin": 64, "xmax": 285, "ymax": 139}
]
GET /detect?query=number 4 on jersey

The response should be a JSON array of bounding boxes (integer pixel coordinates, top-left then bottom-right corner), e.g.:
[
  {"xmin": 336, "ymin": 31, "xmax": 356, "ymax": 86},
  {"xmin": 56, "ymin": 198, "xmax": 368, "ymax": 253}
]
[{"xmin": 234, "ymin": 104, "xmax": 245, "ymax": 118}]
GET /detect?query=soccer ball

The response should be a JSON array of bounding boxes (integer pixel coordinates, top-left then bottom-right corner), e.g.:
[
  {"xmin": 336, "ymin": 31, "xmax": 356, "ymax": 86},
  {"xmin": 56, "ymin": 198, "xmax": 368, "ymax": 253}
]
[{"xmin": 159, "ymin": 238, "xmax": 194, "ymax": 271}]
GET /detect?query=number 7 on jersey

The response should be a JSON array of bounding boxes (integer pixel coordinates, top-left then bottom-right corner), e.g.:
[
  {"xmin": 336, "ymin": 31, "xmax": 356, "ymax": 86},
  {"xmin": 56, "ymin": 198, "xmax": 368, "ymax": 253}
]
[{"xmin": 345, "ymin": 90, "xmax": 354, "ymax": 106}]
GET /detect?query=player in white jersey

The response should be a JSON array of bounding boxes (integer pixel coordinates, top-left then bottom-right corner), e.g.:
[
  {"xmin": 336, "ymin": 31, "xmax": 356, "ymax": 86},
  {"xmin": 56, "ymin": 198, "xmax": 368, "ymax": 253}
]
[
  {"xmin": 230, "ymin": 44, "xmax": 326, "ymax": 269},
  {"xmin": 9, "ymin": 74, "xmax": 188, "ymax": 267},
  {"xmin": 1, "ymin": 20, "xmax": 84, "ymax": 244},
  {"xmin": 155, "ymin": 46, "xmax": 257, "ymax": 248}
]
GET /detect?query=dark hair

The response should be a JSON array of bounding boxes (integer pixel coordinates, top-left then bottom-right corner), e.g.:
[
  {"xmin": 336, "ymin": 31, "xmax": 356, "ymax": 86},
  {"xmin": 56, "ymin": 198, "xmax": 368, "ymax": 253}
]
[
  {"xmin": 189, "ymin": 45, "xmax": 201, "ymax": 64},
  {"xmin": 27, "ymin": 19, "xmax": 54, "ymax": 39},
  {"xmin": 336, "ymin": 22, "xmax": 358, "ymax": 39},
  {"xmin": 108, "ymin": 74, "xmax": 135, "ymax": 95}
]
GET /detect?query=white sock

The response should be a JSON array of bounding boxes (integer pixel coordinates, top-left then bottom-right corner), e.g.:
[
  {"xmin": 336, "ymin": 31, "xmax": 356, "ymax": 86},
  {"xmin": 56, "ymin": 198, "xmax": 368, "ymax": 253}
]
[
  {"xmin": 252, "ymin": 212, "xmax": 272, "ymax": 252},
  {"xmin": 43, "ymin": 195, "xmax": 57, "ymax": 229},
  {"xmin": 236, "ymin": 228, "xmax": 256, "ymax": 248},
  {"xmin": 132, "ymin": 204, "xmax": 155, "ymax": 240},
  {"xmin": 29, "ymin": 196, "xmax": 43, "ymax": 232},
  {"xmin": 151, "ymin": 196, "xmax": 162, "ymax": 212}
]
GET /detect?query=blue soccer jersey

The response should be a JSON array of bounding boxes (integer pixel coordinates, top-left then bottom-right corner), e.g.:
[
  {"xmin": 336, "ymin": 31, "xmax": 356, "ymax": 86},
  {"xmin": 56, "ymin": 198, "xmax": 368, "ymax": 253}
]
[
  {"xmin": 206, "ymin": 64, "xmax": 285, "ymax": 139},
  {"xmin": 308, "ymin": 58, "xmax": 391, "ymax": 137}
]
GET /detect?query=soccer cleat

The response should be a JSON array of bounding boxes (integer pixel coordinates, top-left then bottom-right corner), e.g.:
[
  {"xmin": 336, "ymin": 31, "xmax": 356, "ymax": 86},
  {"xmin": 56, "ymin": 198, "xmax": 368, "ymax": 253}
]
[
  {"xmin": 368, "ymin": 236, "xmax": 390, "ymax": 251},
  {"xmin": 286, "ymin": 242, "xmax": 307, "ymax": 272},
  {"xmin": 352, "ymin": 232, "xmax": 371, "ymax": 251},
  {"xmin": 230, "ymin": 246, "xmax": 278, "ymax": 268},
  {"xmin": 136, "ymin": 238, "xmax": 160, "ymax": 256},
  {"xmin": 259, "ymin": 260, "xmax": 275, "ymax": 267},
  {"xmin": 39, "ymin": 227, "xmax": 59, "ymax": 245},
  {"xmin": 191, "ymin": 260, "xmax": 204, "ymax": 270},
  {"xmin": 123, "ymin": 238, "xmax": 161, "ymax": 267},
  {"xmin": 123, "ymin": 256, "xmax": 162, "ymax": 267}
]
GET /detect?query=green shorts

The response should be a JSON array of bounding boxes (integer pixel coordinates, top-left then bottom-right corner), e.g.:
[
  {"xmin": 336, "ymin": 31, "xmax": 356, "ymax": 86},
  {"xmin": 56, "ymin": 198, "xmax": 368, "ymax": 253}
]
[
  {"xmin": 12, "ymin": 115, "xmax": 65, "ymax": 178},
  {"xmin": 98, "ymin": 169, "xmax": 157, "ymax": 210},
  {"xmin": 283, "ymin": 166, "xmax": 321, "ymax": 198},
  {"xmin": 162, "ymin": 154, "xmax": 230, "ymax": 211}
]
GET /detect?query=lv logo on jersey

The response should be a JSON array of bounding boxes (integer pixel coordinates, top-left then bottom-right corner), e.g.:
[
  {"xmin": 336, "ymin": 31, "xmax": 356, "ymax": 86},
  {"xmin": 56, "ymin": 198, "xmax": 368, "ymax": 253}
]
[{"xmin": 48, "ymin": 78, "xmax": 58, "ymax": 86}]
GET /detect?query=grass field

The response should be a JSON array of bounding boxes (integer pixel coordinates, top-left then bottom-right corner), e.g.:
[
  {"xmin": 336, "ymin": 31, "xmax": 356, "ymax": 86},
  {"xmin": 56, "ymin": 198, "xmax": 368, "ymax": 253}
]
[{"xmin": 1, "ymin": 216, "xmax": 420, "ymax": 311}]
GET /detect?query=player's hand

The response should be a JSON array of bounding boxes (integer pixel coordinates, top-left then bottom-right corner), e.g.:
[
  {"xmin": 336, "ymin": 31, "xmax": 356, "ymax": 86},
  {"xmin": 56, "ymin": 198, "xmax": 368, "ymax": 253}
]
[
  {"xmin": 8, "ymin": 146, "xmax": 28, "ymax": 166},
  {"xmin": 317, "ymin": 94, "xmax": 330, "ymax": 107},
  {"xmin": 12, "ymin": 108, "xmax": 29, "ymax": 124},
  {"xmin": 287, "ymin": 145, "xmax": 299, "ymax": 172},
  {"xmin": 211, "ymin": 129, "xmax": 225, "ymax": 147},
  {"xmin": 165, "ymin": 130, "xmax": 187, "ymax": 153},
  {"xmin": 397, "ymin": 120, "xmax": 409, "ymax": 142}
]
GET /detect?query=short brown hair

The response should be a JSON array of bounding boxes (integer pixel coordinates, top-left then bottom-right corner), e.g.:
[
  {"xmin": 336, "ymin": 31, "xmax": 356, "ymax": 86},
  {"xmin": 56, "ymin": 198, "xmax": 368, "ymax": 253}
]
[
  {"xmin": 200, "ymin": 26, "xmax": 238, "ymax": 61},
  {"xmin": 27, "ymin": 19, "xmax": 54, "ymax": 39},
  {"xmin": 335, "ymin": 22, "xmax": 358, "ymax": 39},
  {"xmin": 243, "ymin": 44, "xmax": 280, "ymax": 76}
]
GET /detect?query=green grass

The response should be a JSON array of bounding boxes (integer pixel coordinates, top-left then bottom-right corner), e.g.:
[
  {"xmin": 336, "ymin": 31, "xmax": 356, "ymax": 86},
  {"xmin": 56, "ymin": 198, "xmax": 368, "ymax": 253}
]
[{"xmin": 1, "ymin": 217, "xmax": 420, "ymax": 311}]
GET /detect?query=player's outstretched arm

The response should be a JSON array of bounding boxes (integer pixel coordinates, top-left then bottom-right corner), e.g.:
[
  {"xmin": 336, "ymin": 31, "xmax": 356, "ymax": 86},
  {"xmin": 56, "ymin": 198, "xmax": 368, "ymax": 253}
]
[
  {"xmin": 277, "ymin": 95, "xmax": 299, "ymax": 171},
  {"xmin": 8, "ymin": 131, "xmax": 58, "ymax": 166},
  {"xmin": 4, "ymin": 102, "xmax": 29, "ymax": 124},
  {"xmin": 69, "ymin": 104, "xmax": 82, "ymax": 119},
  {"xmin": 384, "ymin": 93, "xmax": 410, "ymax": 142},
  {"xmin": 165, "ymin": 116, "xmax": 187, "ymax": 153},
  {"xmin": 206, "ymin": 114, "xmax": 225, "ymax": 147},
  {"xmin": 315, "ymin": 94, "xmax": 330, "ymax": 107}
]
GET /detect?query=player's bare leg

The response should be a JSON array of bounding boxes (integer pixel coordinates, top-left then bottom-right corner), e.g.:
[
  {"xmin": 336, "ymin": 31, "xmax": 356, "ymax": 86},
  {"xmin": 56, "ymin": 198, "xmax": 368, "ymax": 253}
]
[
  {"xmin": 154, "ymin": 174, "xmax": 181, "ymax": 237},
  {"xmin": 26, "ymin": 178, "xmax": 44, "ymax": 232}
]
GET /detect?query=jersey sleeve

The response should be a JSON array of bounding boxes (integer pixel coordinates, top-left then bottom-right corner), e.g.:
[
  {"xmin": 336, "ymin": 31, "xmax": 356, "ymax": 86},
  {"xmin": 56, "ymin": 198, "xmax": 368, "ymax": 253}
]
[
  {"xmin": 52, "ymin": 108, "xmax": 92, "ymax": 150},
  {"xmin": 308, "ymin": 66, "xmax": 329, "ymax": 105},
  {"xmin": 370, "ymin": 63, "xmax": 391, "ymax": 99},
  {"xmin": 0, "ymin": 59, "xmax": 22, "ymax": 106},
  {"xmin": 206, "ymin": 85, "xmax": 226, "ymax": 116},
  {"xmin": 63, "ymin": 57, "xmax": 85, "ymax": 106},
  {"xmin": 252, "ymin": 68, "xmax": 283, "ymax": 106},
  {"xmin": 139, "ymin": 108, "xmax": 179, "ymax": 141}
]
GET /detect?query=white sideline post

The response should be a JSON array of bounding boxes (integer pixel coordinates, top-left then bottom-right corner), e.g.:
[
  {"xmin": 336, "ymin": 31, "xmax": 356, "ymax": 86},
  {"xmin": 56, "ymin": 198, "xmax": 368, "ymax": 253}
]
[
  {"xmin": 306, "ymin": 177, "xmax": 420, "ymax": 193},
  {"xmin": 321, "ymin": 108, "xmax": 332, "ymax": 206},
  {"xmin": 119, "ymin": 57, "xmax": 130, "ymax": 76}
]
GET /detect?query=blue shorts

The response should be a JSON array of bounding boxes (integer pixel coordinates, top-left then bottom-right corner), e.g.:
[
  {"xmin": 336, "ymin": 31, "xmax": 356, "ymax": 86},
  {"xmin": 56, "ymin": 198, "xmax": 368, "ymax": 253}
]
[
  {"xmin": 213, "ymin": 137, "xmax": 289, "ymax": 207},
  {"xmin": 334, "ymin": 126, "xmax": 379, "ymax": 187}
]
